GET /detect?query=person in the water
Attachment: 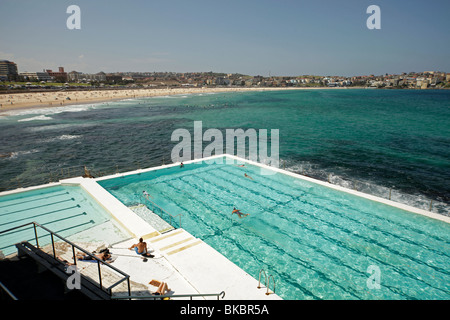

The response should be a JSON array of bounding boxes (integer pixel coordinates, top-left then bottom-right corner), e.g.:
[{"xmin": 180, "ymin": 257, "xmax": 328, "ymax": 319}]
[{"xmin": 232, "ymin": 207, "xmax": 249, "ymax": 218}]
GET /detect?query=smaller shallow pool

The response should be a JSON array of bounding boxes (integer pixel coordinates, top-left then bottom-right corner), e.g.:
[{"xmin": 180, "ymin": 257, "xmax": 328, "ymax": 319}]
[{"xmin": 0, "ymin": 184, "xmax": 129, "ymax": 256}]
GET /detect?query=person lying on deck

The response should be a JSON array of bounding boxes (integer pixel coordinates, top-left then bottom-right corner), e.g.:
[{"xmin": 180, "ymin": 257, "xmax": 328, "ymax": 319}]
[
  {"xmin": 232, "ymin": 207, "xmax": 250, "ymax": 218},
  {"xmin": 76, "ymin": 251, "xmax": 112, "ymax": 262},
  {"xmin": 129, "ymin": 238, "xmax": 154, "ymax": 258}
]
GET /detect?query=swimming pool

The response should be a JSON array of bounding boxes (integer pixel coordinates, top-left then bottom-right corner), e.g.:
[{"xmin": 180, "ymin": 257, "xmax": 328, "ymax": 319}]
[
  {"xmin": 98, "ymin": 156, "xmax": 450, "ymax": 300},
  {"xmin": 0, "ymin": 184, "xmax": 130, "ymax": 256}
]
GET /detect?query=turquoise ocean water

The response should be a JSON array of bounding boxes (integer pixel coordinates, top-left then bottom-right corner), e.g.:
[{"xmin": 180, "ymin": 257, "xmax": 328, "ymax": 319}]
[{"xmin": 1, "ymin": 89, "xmax": 449, "ymax": 214}]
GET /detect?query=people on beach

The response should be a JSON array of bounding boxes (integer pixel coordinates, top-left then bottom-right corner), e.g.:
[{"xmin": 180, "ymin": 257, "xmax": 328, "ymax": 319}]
[
  {"xmin": 232, "ymin": 207, "xmax": 249, "ymax": 218},
  {"xmin": 129, "ymin": 238, "xmax": 154, "ymax": 258}
]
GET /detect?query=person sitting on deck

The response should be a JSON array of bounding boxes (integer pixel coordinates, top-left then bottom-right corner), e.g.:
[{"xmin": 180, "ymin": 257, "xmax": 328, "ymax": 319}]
[
  {"xmin": 82, "ymin": 165, "xmax": 95, "ymax": 178},
  {"xmin": 129, "ymin": 238, "xmax": 154, "ymax": 258},
  {"xmin": 149, "ymin": 280, "xmax": 171, "ymax": 296},
  {"xmin": 155, "ymin": 282, "xmax": 170, "ymax": 296},
  {"xmin": 232, "ymin": 207, "xmax": 249, "ymax": 218}
]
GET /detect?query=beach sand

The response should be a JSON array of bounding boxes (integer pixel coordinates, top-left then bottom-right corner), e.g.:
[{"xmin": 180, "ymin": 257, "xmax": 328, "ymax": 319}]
[
  {"xmin": 0, "ymin": 87, "xmax": 278, "ymax": 112},
  {"xmin": 0, "ymin": 86, "xmax": 350, "ymax": 113}
]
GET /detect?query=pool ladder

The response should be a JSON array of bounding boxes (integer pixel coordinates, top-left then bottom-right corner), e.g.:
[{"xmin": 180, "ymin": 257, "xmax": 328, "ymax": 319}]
[{"xmin": 257, "ymin": 268, "xmax": 276, "ymax": 295}]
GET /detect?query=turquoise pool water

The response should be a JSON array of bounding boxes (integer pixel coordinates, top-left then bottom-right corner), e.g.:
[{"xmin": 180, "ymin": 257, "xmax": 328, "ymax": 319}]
[
  {"xmin": 0, "ymin": 184, "xmax": 123, "ymax": 256},
  {"xmin": 98, "ymin": 157, "xmax": 450, "ymax": 300}
]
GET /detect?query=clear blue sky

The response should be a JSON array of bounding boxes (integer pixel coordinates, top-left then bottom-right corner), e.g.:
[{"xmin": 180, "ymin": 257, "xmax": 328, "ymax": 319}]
[{"xmin": 1, "ymin": 0, "xmax": 449, "ymax": 76}]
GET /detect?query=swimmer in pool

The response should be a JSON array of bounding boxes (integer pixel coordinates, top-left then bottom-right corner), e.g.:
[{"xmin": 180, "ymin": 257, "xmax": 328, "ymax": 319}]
[
  {"xmin": 142, "ymin": 190, "xmax": 153, "ymax": 199},
  {"xmin": 232, "ymin": 207, "xmax": 249, "ymax": 218},
  {"xmin": 244, "ymin": 173, "xmax": 253, "ymax": 180}
]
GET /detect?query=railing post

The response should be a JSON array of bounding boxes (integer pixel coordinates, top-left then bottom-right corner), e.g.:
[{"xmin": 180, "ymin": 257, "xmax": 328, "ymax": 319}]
[
  {"xmin": 33, "ymin": 223, "xmax": 39, "ymax": 248},
  {"xmin": 72, "ymin": 244, "xmax": 77, "ymax": 266},
  {"xmin": 266, "ymin": 275, "xmax": 276, "ymax": 295},
  {"xmin": 257, "ymin": 269, "xmax": 267, "ymax": 289},
  {"xmin": 50, "ymin": 233, "xmax": 56, "ymax": 259},
  {"xmin": 97, "ymin": 261, "xmax": 103, "ymax": 290}
]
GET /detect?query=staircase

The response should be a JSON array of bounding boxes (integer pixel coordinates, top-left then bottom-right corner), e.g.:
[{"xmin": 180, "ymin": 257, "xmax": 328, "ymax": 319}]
[{"xmin": 146, "ymin": 228, "xmax": 202, "ymax": 257}]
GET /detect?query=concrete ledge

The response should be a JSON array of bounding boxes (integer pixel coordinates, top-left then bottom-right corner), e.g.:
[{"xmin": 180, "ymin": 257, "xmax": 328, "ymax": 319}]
[{"xmin": 61, "ymin": 177, "xmax": 160, "ymax": 240}]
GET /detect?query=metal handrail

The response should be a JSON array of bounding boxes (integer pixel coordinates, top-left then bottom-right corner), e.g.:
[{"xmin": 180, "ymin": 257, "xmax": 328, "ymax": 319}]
[
  {"xmin": 0, "ymin": 281, "xmax": 18, "ymax": 300},
  {"xmin": 257, "ymin": 268, "xmax": 267, "ymax": 289},
  {"xmin": 257, "ymin": 268, "xmax": 276, "ymax": 295},
  {"xmin": 267, "ymin": 275, "xmax": 276, "ymax": 295},
  {"xmin": 0, "ymin": 221, "xmax": 131, "ymax": 297},
  {"xmin": 112, "ymin": 291, "xmax": 226, "ymax": 300}
]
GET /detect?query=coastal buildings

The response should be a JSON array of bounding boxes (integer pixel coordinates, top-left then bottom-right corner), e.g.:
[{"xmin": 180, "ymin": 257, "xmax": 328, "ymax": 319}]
[
  {"xmin": 45, "ymin": 67, "xmax": 67, "ymax": 82},
  {"xmin": 1, "ymin": 59, "xmax": 449, "ymax": 89},
  {"xmin": 0, "ymin": 60, "xmax": 18, "ymax": 81},
  {"xmin": 20, "ymin": 72, "xmax": 54, "ymax": 82}
]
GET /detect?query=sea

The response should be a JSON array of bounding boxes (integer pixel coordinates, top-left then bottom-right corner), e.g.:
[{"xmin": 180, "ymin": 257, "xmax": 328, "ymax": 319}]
[{"xmin": 0, "ymin": 88, "xmax": 449, "ymax": 215}]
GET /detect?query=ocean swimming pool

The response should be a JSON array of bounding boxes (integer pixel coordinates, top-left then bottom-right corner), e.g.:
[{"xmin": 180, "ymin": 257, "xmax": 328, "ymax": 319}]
[
  {"xmin": 97, "ymin": 156, "xmax": 450, "ymax": 300},
  {"xmin": 0, "ymin": 184, "xmax": 130, "ymax": 256}
]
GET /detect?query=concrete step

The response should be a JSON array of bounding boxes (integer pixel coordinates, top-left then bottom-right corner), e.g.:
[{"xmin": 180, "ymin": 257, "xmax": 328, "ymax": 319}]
[{"xmin": 147, "ymin": 228, "xmax": 201, "ymax": 257}]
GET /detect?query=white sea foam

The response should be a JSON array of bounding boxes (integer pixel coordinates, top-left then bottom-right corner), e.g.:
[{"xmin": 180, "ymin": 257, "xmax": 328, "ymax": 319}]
[
  {"xmin": 40, "ymin": 135, "xmax": 81, "ymax": 143},
  {"xmin": 3, "ymin": 103, "xmax": 101, "ymax": 119},
  {"xmin": 9, "ymin": 149, "xmax": 40, "ymax": 159},
  {"xmin": 27, "ymin": 123, "xmax": 93, "ymax": 133},
  {"xmin": 18, "ymin": 115, "xmax": 53, "ymax": 122}
]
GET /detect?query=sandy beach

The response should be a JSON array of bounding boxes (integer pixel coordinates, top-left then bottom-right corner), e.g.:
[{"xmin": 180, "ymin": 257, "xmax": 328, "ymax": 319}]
[
  {"xmin": 0, "ymin": 87, "xmax": 283, "ymax": 113},
  {"xmin": 0, "ymin": 86, "xmax": 351, "ymax": 113}
]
